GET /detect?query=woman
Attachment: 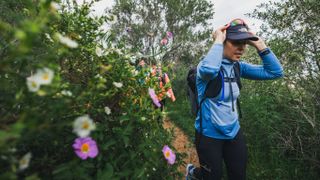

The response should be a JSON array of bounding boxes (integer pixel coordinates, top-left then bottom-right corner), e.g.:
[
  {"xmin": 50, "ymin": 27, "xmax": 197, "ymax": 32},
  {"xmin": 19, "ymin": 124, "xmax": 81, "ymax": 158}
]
[{"xmin": 186, "ymin": 19, "xmax": 284, "ymax": 180}]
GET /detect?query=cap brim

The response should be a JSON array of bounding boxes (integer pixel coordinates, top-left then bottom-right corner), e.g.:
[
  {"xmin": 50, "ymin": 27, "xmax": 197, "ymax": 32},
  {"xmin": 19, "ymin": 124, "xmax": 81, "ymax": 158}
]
[{"xmin": 227, "ymin": 33, "xmax": 259, "ymax": 41}]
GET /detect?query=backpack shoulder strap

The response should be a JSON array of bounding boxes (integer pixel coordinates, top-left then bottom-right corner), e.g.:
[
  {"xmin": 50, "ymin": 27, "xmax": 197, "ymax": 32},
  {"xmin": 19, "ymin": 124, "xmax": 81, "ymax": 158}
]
[
  {"xmin": 204, "ymin": 69, "xmax": 223, "ymax": 98},
  {"xmin": 233, "ymin": 62, "xmax": 243, "ymax": 119},
  {"xmin": 233, "ymin": 62, "xmax": 242, "ymax": 90}
]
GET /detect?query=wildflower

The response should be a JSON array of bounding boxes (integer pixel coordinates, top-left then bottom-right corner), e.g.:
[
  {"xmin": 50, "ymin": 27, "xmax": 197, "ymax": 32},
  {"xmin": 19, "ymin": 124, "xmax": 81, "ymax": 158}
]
[
  {"xmin": 113, "ymin": 82, "xmax": 123, "ymax": 88},
  {"xmin": 56, "ymin": 33, "xmax": 78, "ymax": 48},
  {"xmin": 45, "ymin": 33, "xmax": 54, "ymax": 42},
  {"xmin": 72, "ymin": 137, "xmax": 99, "ymax": 160},
  {"xmin": 73, "ymin": 115, "xmax": 96, "ymax": 138},
  {"xmin": 95, "ymin": 46, "xmax": 103, "ymax": 57},
  {"xmin": 19, "ymin": 152, "xmax": 32, "ymax": 171},
  {"xmin": 148, "ymin": 88, "xmax": 161, "ymax": 108},
  {"xmin": 104, "ymin": 106, "xmax": 111, "ymax": 115},
  {"xmin": 138, "ymin": 60, "xmax": 146, "ymax": 67},
  {"xmin": 131, "ymin": 69, "xmax": 138, "ymax": 76},
  {"xmin": 130, "ymin": 56, "xmax": 137, "ymax": 64},
  {"xmin": 36, "ymin": 68, "xmax": 54, "ymax": 85},
  {"xmin": 162, "ymin": 145, "xmax": 176, "ymax": 165},
  {"xmin": 61, "ymin": 90, "xmax": 72, "ymax": 96},
  {"xmin": 166, "ymin": 31, "xmax": 173, "ymax": 39},
  {"xmin": 160, "ymin": 38, "xmax": 168, "ymax": 46},
  {"xmin": 26, "ymin": 76, "xmax": 41, "ymax": 92}
]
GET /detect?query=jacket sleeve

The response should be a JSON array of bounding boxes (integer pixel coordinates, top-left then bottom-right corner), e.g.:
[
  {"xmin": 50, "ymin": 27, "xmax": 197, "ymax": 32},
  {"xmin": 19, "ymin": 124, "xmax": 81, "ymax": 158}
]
[
  {"xmin": 240, "ymin": 48, "xmax": 284, "ymax": 80},
  {"xmin": 197, "ymin": 44, "xmax": 223, "ymax": 82}
]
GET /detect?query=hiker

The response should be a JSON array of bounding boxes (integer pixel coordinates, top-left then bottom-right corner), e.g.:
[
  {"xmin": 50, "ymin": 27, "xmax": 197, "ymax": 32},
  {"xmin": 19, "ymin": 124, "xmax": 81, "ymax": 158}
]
[{"xmin": 186, "ymin": 18, "xmax": 283, "ymax": 180}]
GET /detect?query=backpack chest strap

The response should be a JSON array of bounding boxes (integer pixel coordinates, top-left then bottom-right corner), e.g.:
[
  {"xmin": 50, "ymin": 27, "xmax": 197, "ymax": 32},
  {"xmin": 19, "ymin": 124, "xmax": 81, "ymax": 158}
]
[{"xmin": 224, "ymin": 77, "xmax": 237, "ymax": 82}]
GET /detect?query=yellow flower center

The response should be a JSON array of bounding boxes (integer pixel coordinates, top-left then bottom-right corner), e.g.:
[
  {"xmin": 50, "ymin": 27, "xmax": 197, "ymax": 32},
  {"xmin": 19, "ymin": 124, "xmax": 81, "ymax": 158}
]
[
  {"xmin": 31, "ymin": 81, "xmax": 37, "ymax": 88},
  {"xmin": 82, "ymin": 121, "xmax": 89, "ymax": 129},
  {"xmin": 43, "ymin": 73, "xmax": 49, "ymax": 80},
  {"xmin": 165, "ymin": 151, "xmax": 170, "ymax": 158},
  {"xmin": 81, "ymin": 143, "xmax": 90, "ymax": 153},
  {"xmin": 20, "ymin": 159, "xmax": 27, "ymax": 165}
]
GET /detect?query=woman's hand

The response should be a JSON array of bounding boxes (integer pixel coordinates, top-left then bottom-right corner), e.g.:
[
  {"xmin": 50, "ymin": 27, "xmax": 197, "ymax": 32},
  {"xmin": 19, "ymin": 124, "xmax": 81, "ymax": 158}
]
[
  {"xmin": 212, "ymin": 25, "xmax": 228, "ymax": 44},
  {"xmin": 247, "ymin": 32, "xmax": 267, "ymax": 51}
]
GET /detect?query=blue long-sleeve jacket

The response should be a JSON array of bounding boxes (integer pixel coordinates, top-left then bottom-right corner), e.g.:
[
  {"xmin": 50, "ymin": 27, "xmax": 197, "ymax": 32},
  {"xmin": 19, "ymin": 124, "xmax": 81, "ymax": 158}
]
[{"xmin": 195, "ymin": 44, "xmax": 283, "ymax": 139}]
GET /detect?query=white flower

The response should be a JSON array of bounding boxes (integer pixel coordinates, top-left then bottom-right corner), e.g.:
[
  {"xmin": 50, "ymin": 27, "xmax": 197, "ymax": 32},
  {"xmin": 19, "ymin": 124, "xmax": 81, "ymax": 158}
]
[
  {"xmin": 73, "ymin": 115, "xmax": 96, "ymax": 137},
  {"xmin": 131, "ymin": 69, "xmax": 138, "ymax": 76},
  {"xmin": 288, "ymin": 83, "xmax": 295, "ymax": 89},
  {"xmin": 113, "ymin": 82, "xmax": 123, "ymax": 88},
  {"xmin": 95, "ymin": 46, "xmax": 103, "ymax": 57},
  {"xmin": 130, "ymin": 56, "xmax": 137, "ymax": 64},
  {"xmin": 26, "ymin": 75, "xmax": 41, "ymax": 92},
  {"xmin": 61, "ymin": 90, "xmax": 72, "ymax": 96},
  {"xmin": 36, "ymin": 68, "xmax": 54, "ymax": 85},
  {"xmin": 50, "ymin": 2, "xmax": 61, "ymax": 11},
  {"xmin": 45, "ymin": 33, "xmax": 54, "ymax": 42},
  {"xmin": 19, "ymin": 152, "xmax": 32, "ymax": 171},
  {"xmin": 104, "ymin": 106, "xmax": 111, "ymax": 115},
  {"xmin": 95, "ymin": 74, "xmax": 103, "ymax": 79},
  {"xmin": 56, "ymin": 33, "xmax": 78, "ymax": 48}
]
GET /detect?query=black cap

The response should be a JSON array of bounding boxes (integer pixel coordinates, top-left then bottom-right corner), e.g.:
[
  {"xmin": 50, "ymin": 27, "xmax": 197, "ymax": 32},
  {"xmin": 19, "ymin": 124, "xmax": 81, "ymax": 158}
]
[{"xmin": 226, "ymin": 24, "xmax": 259, "ymax": 41}]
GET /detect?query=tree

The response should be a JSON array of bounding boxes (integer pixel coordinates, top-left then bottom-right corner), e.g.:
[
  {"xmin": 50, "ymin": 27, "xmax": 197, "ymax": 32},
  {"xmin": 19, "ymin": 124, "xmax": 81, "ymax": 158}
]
[
  {"xmin": 108, "ymin": 0, "xmax": 214, "ymax": 65},
  {"xmin": 247, "ymin": 0, "xmax": 320, "ymax": 176}
]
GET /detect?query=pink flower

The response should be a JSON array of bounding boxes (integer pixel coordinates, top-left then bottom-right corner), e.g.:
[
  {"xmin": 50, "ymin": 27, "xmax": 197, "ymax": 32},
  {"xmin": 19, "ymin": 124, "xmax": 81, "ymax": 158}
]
[
  {"xmin": 166, "ymin": 31, "xmax": 173, "ymax": 39},
  {"xmin": 162, "ymin": 145, "xmax": 176, "ymax": 165},
  {"xmin": 160, "ymin": 38, "xmax": 168, "ymax": 46},
  {"xmin": 138, "ymin": 60, "xmax": 146, "ymax": 67},
  {"xmin": 72, "ymin": 137, "xmax": 99, "ymax": 160},
  {"xmin": 148, "ymin": 88, "xmax": 161, "ymax": 107}
]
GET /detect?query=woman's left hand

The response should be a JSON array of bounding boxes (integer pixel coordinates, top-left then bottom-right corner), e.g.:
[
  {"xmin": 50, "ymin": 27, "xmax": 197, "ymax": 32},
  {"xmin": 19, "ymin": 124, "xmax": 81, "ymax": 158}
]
[{"xmin": 247, "ymin": 32, "xmax": 267, "ymax": 51}]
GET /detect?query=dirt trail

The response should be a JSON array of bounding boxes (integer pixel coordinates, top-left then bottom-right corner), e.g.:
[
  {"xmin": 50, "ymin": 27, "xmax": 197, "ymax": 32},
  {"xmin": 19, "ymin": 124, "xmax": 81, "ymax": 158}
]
[{"xmin": 163, "ymin": 118, "xmax": 199, "ymax": 175}]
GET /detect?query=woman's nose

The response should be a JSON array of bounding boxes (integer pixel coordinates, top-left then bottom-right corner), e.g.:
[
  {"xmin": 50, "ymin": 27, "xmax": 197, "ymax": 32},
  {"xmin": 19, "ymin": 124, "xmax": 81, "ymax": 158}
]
[{"xmin": 238, "ymin": 44, "xmax": 246, "ymax": 50}]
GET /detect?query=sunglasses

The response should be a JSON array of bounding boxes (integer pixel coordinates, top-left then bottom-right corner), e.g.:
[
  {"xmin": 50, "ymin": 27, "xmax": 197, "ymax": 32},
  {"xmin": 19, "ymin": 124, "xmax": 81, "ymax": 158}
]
[
  {"xmin": 229, "ymin": 40, "xmax": 248, "ymax": 46},
  {"xmin": 225, "ymin": 18, "xmax": 249, "ymax": 29}
]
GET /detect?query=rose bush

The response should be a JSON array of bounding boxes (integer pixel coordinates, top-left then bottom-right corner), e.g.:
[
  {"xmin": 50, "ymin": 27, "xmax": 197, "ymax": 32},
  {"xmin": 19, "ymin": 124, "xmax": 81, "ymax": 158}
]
[{"xmin": 0, "ymin": 0, "xmax": 182, "ymax": 179}]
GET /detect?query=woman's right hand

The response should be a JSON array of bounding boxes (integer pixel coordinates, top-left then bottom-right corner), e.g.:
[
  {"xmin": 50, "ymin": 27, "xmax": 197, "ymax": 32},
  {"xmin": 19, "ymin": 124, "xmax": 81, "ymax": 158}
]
[{"xmin": 212, "ymin": 25, "xmax": 228, "ymax": 44}]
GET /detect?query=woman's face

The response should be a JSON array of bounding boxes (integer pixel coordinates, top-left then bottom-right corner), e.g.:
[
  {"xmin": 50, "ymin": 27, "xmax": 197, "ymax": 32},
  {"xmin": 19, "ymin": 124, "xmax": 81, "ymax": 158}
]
[{"xmin": 223, "ymin": 40, "xmax": 248, "ymax": 61}]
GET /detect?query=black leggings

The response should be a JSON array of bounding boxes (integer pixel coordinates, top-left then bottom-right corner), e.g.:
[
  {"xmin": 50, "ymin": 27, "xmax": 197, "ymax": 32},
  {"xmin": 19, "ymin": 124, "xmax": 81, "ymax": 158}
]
[{"xmin": 194, "ymin": 129, "xmax": 247, "ymax": 180}]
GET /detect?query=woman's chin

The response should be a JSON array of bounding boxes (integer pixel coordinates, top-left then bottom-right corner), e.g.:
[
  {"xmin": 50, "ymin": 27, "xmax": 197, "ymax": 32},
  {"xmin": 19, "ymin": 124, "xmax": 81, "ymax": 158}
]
[{"xmin": 231, "ymin": 57, "xmax": 241, "ymax": 61}]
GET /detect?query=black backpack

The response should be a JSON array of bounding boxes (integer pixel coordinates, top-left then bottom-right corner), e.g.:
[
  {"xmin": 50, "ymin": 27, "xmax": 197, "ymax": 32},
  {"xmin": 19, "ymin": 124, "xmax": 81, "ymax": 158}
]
[{"xmin": 186, "ymin": 62, "xmax": 242, "ymax": 118}]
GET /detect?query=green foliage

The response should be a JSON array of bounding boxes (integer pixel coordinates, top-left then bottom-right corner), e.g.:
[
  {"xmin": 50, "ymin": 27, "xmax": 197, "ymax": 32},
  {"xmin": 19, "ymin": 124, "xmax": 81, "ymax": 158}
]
[
  {"xmin": 0, "ymin": 0, "xmax": 182, "ymax": 179},
  {"xmin": 247, "ymin": 0, "xmax": 320, "ymax": 177},
  {"xmin": 108, "ymin": 0, "xmax": 214, "ymax": 65}
]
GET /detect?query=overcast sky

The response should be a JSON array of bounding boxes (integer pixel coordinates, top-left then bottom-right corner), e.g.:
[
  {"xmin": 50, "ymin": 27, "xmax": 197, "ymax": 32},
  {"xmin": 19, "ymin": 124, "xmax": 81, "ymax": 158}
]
[
  {"xmin": 84, "ymin": 0, "xmax": 280, "ymax": 32},
  {"xmin": 210, "ymin": 0, "xmax": 281, "ymax": 32}
]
